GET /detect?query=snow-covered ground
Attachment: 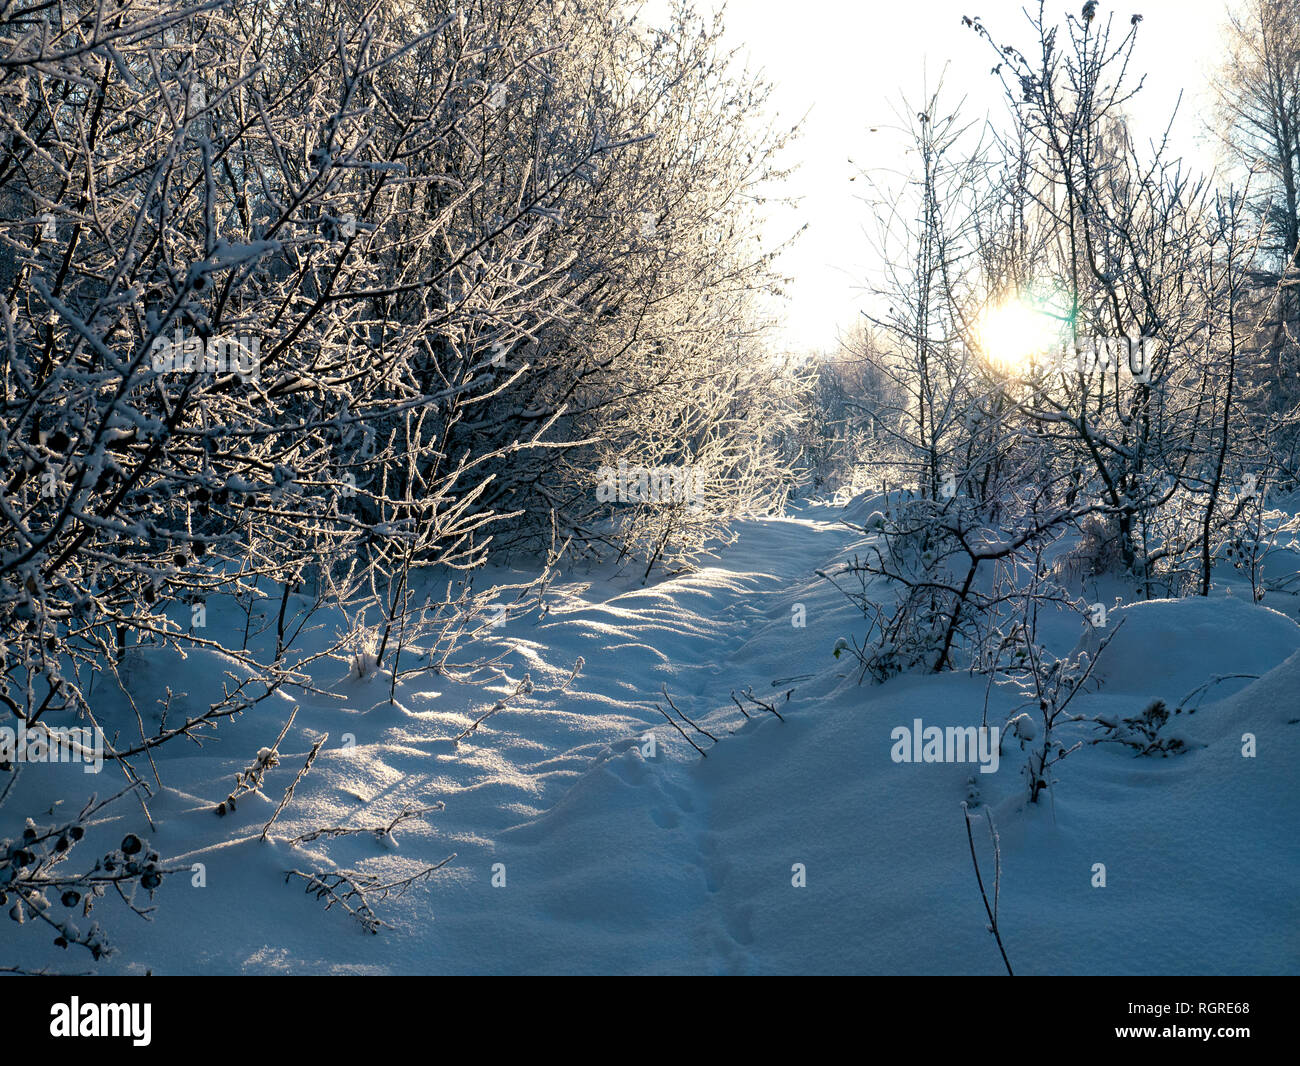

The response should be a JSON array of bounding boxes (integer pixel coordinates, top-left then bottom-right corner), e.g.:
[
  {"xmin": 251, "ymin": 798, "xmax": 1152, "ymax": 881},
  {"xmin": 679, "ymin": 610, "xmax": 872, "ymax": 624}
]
[{"xmin": 6, "ymin": 501, "xmax": 1298, "ymax": 974}]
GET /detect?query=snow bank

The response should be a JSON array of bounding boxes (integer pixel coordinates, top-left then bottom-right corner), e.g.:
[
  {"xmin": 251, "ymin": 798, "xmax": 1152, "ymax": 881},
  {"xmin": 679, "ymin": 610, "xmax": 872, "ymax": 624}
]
[{"xmin": 1078, "ymin": 596, "xmax": 1300, "ymax": 700}]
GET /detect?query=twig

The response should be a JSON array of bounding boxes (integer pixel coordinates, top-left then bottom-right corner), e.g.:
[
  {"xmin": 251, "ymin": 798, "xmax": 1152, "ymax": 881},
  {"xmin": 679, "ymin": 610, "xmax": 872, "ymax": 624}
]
[
  {"xmin": 453, "ymin": 675, "xmax": 534, "ymax": 745},
  {"xmin": 261, "ymin": 733, "xmax": 327, "ymax": 841},
  {"xmin": 655, "ymin": 703, "xmax": 709, "ymax": 758},
  {"xmin": 285, "ymin": 854, "xmax": 454, "ymax": 934},
  {"xmin": 961, "ymin": 801, "xmax": 1014, "ymax": 976},
  {"xmin": 1175, "ymin": 673, "xmax": 1260, "ymax": 714},
  {"xmin": 216, "ymin": 706, "xmax": 297, "ymax": 816},
  {"xmin": 733, "ymin": 684, "xmax": 786, "ymax": 722},
  {"xmin": 661, "ymin": 685, "xmax": 718, "ymax": 742},
  {"xmin": 287, "ymin": 803, "xmax": 444, "ymax": 845}
]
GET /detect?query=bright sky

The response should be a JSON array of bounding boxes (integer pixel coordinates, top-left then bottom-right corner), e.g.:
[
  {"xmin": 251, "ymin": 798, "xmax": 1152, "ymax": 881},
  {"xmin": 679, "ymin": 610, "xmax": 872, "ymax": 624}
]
[{"xmin": 694, "ymin": 0, "xmax": 1231, "ymax": 352}]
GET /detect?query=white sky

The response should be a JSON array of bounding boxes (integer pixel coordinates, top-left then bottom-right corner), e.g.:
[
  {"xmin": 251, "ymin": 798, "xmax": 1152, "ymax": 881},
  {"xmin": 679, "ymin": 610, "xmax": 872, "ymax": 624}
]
[{"xmin": 683, "ymin": 0, "xmax": 1231, "ymax": 352}]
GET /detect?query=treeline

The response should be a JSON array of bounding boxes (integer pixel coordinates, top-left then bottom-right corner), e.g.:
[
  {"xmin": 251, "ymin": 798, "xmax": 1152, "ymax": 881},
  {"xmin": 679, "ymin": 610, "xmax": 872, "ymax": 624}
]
[
  {"xmin": 807, "ymin": 1, "xmax": 1300, "ymax": 616},
  {"xmin": 0, "ymin": 0, "xmax": 805, "ymax": 717},
  {"xmin": 0, "ymin": 0, "xmax": 804, "ymax": 949}
]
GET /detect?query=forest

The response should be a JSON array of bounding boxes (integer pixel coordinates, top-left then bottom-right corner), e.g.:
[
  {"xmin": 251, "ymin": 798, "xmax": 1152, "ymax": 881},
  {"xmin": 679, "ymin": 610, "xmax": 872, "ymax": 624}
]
[{"xmin": 0, "ymin": 0, "xmax": 1297, "ymax": 978}]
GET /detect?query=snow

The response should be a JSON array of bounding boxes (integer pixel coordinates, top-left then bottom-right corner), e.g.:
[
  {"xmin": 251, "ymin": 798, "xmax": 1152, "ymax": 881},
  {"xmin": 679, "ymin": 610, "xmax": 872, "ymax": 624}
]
[
  {"xmin": 4, "ymin": 502, "xmax": 1298, "ymax": 974},
  {"xmin": 1077, "ymin": 596, "xmax": 1300, "ymax": 700}
]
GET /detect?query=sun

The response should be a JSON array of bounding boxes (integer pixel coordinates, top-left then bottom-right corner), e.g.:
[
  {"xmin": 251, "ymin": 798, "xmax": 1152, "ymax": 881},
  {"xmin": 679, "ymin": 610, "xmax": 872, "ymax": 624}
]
[{"xmin": 974, "ymin": 297, "xmax": 1063, "ymax": 373}]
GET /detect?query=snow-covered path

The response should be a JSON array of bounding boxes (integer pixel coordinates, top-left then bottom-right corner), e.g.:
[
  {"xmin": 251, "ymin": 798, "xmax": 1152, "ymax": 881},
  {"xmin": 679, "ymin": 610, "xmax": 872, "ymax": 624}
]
[
  {"xmin": 385, "ymin": 504, "xmax": 873, "ymax": 974},
  {"xmin": 9, "ymin": 502, "xmax": 1299, "ymax": 974}
]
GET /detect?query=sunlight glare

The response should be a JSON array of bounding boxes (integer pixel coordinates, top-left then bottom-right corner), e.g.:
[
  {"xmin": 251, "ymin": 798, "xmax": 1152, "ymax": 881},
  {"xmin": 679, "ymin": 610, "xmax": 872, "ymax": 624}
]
[{"xmin": 975, "ymin": 298, "xmax": 1062, "ymax": 374}]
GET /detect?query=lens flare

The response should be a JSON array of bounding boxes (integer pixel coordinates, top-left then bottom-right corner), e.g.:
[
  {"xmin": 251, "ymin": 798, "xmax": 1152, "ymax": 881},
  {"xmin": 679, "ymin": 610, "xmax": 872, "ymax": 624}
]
[{"xmin": 975, "ymin": 297, "xmax": 1062, "ymax": 373}]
